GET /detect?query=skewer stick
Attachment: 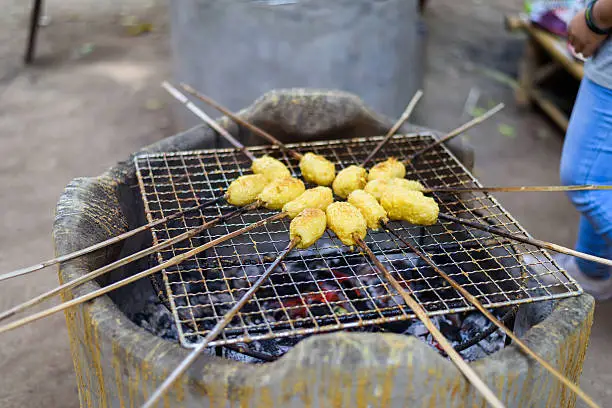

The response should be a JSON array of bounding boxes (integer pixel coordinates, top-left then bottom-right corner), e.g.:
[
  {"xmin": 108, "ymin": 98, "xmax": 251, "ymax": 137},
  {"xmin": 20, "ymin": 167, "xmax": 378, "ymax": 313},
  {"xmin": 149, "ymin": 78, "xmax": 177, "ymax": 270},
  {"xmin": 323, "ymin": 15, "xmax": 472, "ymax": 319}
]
[
  {"xmin": 0, "ymin": 196, "xmax": 223, "ymax": 283},
  {"xmin": 404, "ymin": 103, "xmax": 504, "ymax": 165},
  {"xmin": 424, "ymin": 185, "xmax": 612, "ymax": 194},
  {"xmin": 439, "ymin": 212, "xmax": 612, "ymax": 267},
  {"xmin": 0, "ymin": 212, "xmax": 288, "ymax": 335},
  {"xmin": 361, "ymin": 90, "xmax": 424, "ymax": 167},
  {"xmin": 353, "ymin": 235, "xmax": 505, "ymax": 408},
  {"xmin": 180, "ymin": 83, "xmax": 303, "ymax": 161},
  {"xmin": 162, "ymin": 82, "xmax": 256, "ymax": 162},
  {"xmin": 142, "ymin": 237, "xmax": 300, "ymax": 408},
  {"xmin": 385, "ymin": 224, "xmax": 601, "ymax": 408},
  {"xmin": 0, "ymin": 202, "xmax": 259, "ymax": 322}
]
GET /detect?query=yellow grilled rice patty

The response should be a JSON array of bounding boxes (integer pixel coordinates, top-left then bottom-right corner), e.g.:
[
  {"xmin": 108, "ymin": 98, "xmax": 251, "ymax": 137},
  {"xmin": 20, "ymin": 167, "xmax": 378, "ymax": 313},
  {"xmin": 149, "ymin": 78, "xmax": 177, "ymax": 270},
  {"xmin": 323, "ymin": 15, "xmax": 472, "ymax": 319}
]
[
  {"xmin": 332, "ymin": 165, "xmax": 368, "ymax": 199},
  {"xmin": 367, "ymin": 157, "xmax": 406, "ymax": 182},
  {"xmin": 289, "ymin": 208, "xmax": 327, "ymax": 249},
  {"xmin": 347, "ymin": 189, "xmax": 388, "ymax": 230},
  {"xmin": 326, "ymin": 201, "xmax": 367, "ymax": 246},
  {"xmin": 299, "ymin": 152, "xmax": 336, "ymax": 186},
  {"xmin": 282, "ymin": 186, "xmax": 334, "ymax": 219},
  {"xmin": 380, "ymin": 188, "xmax": 439, "ymax": 226},
  {"xmin": 226, "ymin": 174, "xmax": 269, "ymax": 207},
  {"xmin": 258, "ymin": 177, "xmax": 306, "ymax": 210},
  {"xmin": 251, "ymin": 155, "xmax": 291, "ymax": 182}
]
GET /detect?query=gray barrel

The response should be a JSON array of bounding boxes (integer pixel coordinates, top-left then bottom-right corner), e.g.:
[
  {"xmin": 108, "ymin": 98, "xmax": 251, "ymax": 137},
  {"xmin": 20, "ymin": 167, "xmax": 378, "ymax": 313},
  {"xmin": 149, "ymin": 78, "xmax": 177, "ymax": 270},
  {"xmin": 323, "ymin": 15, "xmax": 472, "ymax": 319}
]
[
  {"xmin": 169, "ymin": 0, "xmax": 425, "ymax": 129},
  {"xmin": 54, "ymin": 90, "xmax": 592, "ymax": 408}
]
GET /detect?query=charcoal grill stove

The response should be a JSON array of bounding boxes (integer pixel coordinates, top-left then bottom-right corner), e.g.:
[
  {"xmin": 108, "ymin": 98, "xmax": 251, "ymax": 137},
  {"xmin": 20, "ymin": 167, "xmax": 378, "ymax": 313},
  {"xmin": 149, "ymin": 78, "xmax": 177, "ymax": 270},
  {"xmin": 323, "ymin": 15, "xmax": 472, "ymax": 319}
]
[
  {"xmin": 134, "ymin": 134, "xmax": 581, "ymax": 349},
  {"xmin": 54, "ymin": 89, "xmax": 594, "ymax": 407}
]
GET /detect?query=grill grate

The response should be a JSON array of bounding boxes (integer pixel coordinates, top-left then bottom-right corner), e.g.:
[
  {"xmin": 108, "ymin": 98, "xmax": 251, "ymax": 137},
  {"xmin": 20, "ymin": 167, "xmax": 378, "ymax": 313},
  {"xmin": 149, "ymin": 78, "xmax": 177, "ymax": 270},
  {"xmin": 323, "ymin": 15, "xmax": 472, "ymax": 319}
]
[{"xmin": 134, "ymin": 135, "xmax": 581, "ymax": 348}]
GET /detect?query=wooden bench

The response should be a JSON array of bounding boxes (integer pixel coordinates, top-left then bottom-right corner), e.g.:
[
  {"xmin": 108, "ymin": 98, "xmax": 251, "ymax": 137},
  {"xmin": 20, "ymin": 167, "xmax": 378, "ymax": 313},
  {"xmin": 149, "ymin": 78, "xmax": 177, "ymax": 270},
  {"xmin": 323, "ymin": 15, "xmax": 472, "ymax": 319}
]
[{"xmin": 505, "ymin": 14, "xmax": 584, "ymax": 131}]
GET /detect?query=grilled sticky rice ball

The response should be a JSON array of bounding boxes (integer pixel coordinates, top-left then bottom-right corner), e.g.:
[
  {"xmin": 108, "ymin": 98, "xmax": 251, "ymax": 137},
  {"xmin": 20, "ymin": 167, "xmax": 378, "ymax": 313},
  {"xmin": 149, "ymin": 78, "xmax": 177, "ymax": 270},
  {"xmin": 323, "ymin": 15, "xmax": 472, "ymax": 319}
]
[
  {"xmin": 289, "ymin": 208, "xmax": 327, "ymax": 249},
  {"xmin": 299, "ymin": 152, "xmax": 336, "ymax": 186},
  {"xmin": 326, "ymin": 202, "xmax": 367, "ymax": 247},
  {"xmin": 381, "ymin": 188, "xmax": 439, "ymax": 226},
  {"xmin": 347, "ymin": 190, "xmax": 389, "ymax": 230},
  {"xmin": 367, "ymin": 157, "xmax": 406, "ymax": 182},
  {"xmin": 363, "ymin": 179, "xmax": 389, "ymax": 201},
  {"xmin": 251, "ymin": 155, "xmax": 291, "ymax": 182},
  {"xmin": 282, "ymin": 186, "xmax": 334, "ymax": 219},
  {"xmin": 258, "ymin": 177, "xmax": 306, "ymax": 210},
  {"xmin": 364, "ymin": 178, "xmax": 425, "ymax": 202},
  {"xmin": 226, "ymin": 174, "xmax": 269, "ymax": 207},
  {"xmin": 332, "ymin": 165, "xmax": 368, "ymax": 199},
  {"xmin": 387, "ymin": 178, "xmax": 424, "ymax": 192}
]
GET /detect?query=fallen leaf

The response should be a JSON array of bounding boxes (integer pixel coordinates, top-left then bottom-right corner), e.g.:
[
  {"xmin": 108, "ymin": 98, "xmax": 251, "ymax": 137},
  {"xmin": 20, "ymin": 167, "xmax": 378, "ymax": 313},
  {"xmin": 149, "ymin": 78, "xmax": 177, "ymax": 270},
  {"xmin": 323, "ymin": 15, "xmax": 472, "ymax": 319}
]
[
  {"xmin": 126, "ymin": 23, "xmax": 153, "ymax": 36},
  {"xmin": 80, "ymin": 43, "xmax": 95, "ymax": 54},
  {"xmin": 71, "ymin": 43, "xmax": 95, "ymax": 59},
  {"xmin": 498, "ymin": 124, "xmax": 516, "ymax": 138},
  {"xmin": 475, "ymin": 66, "xmax": 520, "ymax": 90},
  {"xmin": 470, "ymin": 107, "xmax": 486, "ymax": 117},
  {"xmin": 120, "ymin": 15, "xmax": 153, "ymax": 36},
  {"xmin": 145, "ymin": 98, "xmax": 162, "ymax": 111},
  {"xmin": 487, "ymin": 99, "xmax": 498, "ymax": 109}
]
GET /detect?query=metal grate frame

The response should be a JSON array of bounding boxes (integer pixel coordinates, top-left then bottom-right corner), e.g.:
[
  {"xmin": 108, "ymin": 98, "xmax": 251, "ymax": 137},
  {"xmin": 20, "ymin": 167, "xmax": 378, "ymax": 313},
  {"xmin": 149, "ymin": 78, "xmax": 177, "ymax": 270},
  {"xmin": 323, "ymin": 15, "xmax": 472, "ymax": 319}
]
[{"xmin": 134, "ymin": 134, "xmax": 582, "ymax": 348}]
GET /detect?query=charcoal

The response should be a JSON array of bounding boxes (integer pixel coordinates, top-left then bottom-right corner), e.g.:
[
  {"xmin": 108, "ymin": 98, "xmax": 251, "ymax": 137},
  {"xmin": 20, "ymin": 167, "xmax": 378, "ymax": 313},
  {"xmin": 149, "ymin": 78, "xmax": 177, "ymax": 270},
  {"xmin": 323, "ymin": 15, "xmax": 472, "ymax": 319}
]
[
  {"xmin": 438, "ymin": 316, "xmax": 462, "ymax": 343},
  {"xmin": 132, "ymin": 295, "xmax": 180, "ymax": 341},
  {"xmin": 130, "ymin": 246, "xmax": 509, "ymax": 364}
]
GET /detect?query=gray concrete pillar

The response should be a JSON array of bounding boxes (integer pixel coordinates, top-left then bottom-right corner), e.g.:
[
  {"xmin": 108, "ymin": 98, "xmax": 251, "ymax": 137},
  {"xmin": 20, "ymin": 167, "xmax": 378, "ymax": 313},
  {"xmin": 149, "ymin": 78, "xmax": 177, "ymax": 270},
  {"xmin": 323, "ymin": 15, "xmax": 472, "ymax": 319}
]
[{"xmin": 169, "ymin": 0, "xmax": 425, "ymax": 130}]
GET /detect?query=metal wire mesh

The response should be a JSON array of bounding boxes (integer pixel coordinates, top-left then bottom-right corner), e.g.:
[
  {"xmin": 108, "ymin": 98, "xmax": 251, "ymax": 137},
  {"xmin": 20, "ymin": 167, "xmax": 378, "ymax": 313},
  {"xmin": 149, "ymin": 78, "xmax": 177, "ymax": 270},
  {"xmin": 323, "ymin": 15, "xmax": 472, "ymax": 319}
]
[{"xmin": 134, "ymin": 134, "xmax": 582, "ymax": 348}]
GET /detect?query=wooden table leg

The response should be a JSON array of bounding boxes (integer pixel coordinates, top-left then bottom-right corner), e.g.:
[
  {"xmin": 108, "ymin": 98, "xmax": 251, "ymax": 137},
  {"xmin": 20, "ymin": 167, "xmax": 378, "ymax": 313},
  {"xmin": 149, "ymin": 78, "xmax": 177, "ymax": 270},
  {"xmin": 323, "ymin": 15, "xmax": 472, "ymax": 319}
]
[
  {"xmin": 419, "ymin": 0, "xmax": 428, "ymax": 13},
  {"xmin": 516, "ymin": 38, "xmax": 538, "ymax": 107},
  {"xmin": 24, "ymin": 0, "xmax": 43, "ymax": 64},
  {"xmin": 529, "ymin": 88, "xmax": 570, "ymax": 130}
]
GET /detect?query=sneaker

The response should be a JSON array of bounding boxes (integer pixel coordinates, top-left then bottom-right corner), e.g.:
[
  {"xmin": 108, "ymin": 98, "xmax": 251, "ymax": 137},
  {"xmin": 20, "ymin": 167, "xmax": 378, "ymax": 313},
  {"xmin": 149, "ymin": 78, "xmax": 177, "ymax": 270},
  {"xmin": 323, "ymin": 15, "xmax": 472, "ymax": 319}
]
[{"xmin": 553, "ymin": 254, "xmax": 612, "ymax": 301}]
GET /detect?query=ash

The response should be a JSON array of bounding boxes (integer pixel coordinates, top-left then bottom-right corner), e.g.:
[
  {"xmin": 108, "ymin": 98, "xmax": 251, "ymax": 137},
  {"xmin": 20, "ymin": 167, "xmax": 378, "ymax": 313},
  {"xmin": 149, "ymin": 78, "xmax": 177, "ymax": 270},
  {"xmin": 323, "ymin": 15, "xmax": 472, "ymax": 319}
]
[
  {"xmin": 132, "ymin": 251, "xmax": 508, "ymax": 363},
  {"xmin": 132, "ymin": 295, "xmax": 179, "ymax": 341}
]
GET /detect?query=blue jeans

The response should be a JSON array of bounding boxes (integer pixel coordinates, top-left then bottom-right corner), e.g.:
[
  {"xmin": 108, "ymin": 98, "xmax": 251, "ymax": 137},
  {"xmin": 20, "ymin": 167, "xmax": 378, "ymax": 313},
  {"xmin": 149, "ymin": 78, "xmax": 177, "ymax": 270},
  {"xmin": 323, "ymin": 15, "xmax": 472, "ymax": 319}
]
[{"xmin": 560, "ymin": 77, "xmax": 612, "ymax": 279}]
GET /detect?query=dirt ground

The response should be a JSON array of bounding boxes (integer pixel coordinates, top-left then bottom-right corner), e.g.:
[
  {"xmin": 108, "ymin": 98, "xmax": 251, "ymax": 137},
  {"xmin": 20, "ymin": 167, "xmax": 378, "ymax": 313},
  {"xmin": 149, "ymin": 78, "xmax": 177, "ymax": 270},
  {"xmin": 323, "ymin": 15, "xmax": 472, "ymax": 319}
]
[{"xmin": 0, "ymin": 0, "xmax": 609, "ymax": 407}]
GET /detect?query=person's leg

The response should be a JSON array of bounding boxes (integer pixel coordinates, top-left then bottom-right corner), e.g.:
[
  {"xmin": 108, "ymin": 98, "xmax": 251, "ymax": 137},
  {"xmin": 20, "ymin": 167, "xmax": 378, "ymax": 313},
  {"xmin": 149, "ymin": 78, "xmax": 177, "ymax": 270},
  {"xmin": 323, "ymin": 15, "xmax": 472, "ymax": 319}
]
[
  {"xmin": 560, "ymin": 77, "xmax": 612, "ymax": 278},
  {"xmin": 574, "ymin": 215, "xmax": 612, "ymax": 278}
]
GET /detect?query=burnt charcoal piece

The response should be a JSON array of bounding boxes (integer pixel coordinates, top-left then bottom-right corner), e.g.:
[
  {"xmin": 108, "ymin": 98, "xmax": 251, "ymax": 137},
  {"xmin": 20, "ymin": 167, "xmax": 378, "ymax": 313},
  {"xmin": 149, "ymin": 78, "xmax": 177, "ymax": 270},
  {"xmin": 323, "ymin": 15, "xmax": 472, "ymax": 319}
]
[
  {"xmin": 133, "ymin": 253, "xmax": 511, "ymax": 364},
  {"xmin": 438, "ymin": 317, "xmax": 462, "ymax": 343},
  {"xmin": 138, "ymin": 206, "xmax": 516, "ymax": 364},
  {"xmin": 458, "ymin": 312, "xmax": 507, "ymax": 361},
  {"xmin": 378, "ymin": 320, "xmax": 413, "ymax": 333},
  {"xmin": 132, "ymin": 295, "xmax": 179, "ymax": 341}
]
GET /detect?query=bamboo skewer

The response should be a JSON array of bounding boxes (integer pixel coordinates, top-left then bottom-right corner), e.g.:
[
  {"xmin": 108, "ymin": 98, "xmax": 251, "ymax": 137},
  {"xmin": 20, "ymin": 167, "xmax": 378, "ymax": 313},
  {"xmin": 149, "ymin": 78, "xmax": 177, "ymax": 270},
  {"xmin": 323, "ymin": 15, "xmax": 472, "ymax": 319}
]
[
  {"xmin": 403, "ymin": 103, "xmax": 504, "ymax": 165},
  {"xmin": 142, "ymin": 237, "xmax": 300, "ymax": 408},
  {"xmin": 179, "ymin": 83, "xmax": 303, "ymax": 161},
  {"xmin": 0, "ymin": 203, "xmax": 259, "ymax": 322},
  {"xmin": 1, "ymin": 74, "xmax": 593, "ymax": 408},
  {"xmin": 439, "ymin": 212, "xmax": 612, "ymax": 267},
  {"xmin": 3, "ymin": 81, "xmax": 273, "ymax": 285},
  {"xmin": 0, "ymin": 212, "xmax": 288, "ymax": 335},
  {"xmin": 162, "ymin": 82, "xmax": 256, "ymax": 161},
  {"xmin": 180, "ymin": 83, "xmax": 501, "ymax": 174},
  {"xmin": 5, "ymin": 78, "xmax": 585, "ymax": 408},
  {"xmin": 0, "ymin": 88, "xmax": 500, "ymax": 284},
  {"xmin": 384, "ymin": 224, "xmax": 600, "ymax": 408},
  {"xmin": 361, "ymin": 90, "xmax": 424, "ymax": 167},
  {"xmin": 424, "ymin": 185, "xmax": 612, "ymax": 194},
  {"xmin": 0, "ymin": 196, "xmax": 223, "ymax": 283},
  {"xmin": 353, "ymin": 235, "xmax": 505, "ymax": 408}
]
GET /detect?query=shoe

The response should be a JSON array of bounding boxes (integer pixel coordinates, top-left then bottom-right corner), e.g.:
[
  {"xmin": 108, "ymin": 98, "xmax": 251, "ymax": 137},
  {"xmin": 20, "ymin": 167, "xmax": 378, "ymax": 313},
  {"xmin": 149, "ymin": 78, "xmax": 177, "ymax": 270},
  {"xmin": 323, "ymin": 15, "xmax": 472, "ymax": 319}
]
[{"xmin": 553, "ymin": 254, "xmax": 612, "ymax": 301}]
